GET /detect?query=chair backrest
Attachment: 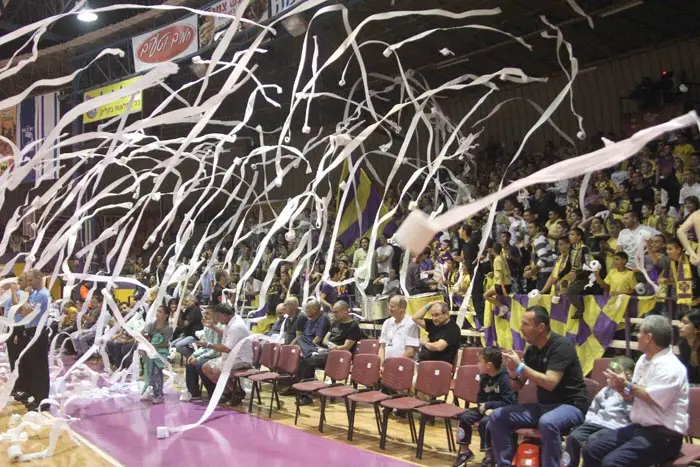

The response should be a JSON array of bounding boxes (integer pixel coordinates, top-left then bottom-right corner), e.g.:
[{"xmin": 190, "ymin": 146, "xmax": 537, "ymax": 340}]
[
  {"xmin": 415, "ymin": 361, "xmax": 454, "ymax": 398},
  {"xmin": 584, "ymin": 378, "xmax": 601, "ymax": 403},
  {"xmin": 459, "ymin": 347, "xmax": 481, "ymax": 366},
  {"xmin": 356, "ymin": 339, "xmax": 380, "ymax": 355},
  {"xmin": 689, "ymin": 387, "xmax": 700, "ymax": 438},
  {"xmin": 590, "ymin": 358, "xmax": 612, "ymax": 387},
  {"xmin": 518, "ymin": 380, "xmax": 538, "ymax": 404},
  {"xmin": 452, "ymin": 365, "xmax": 480, "ymax": 404},
  {"xmin": 276, "ymin": 345, "xmax": 301, "ymax": 375},
  {"xmin": 323, "ymin": 350, "xmax": 353, "ymax": 381},
  {"xmin": 350, "ymin": 354, "xmax": 381, "ymax": 387},
  {"xmin": 259, "ymin": 342, "xmax": 281, "ymax": 370},
  {"xmin": 381, "ymin": 357, "xmax": 416, "ymax": 392},
  {"xmin": 251, "ymin": 340, "xmax": 263, "ymax": 367}
]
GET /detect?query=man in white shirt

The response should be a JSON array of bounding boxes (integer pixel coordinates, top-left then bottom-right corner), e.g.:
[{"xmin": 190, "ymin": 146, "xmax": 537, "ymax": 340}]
[
  {"xmin": 375, "ymin": 235, "xmax": 394, "ymax": 276},
  {"xmin": 617, "ymin": 212, "xmax": 659, "ymax": 270},
  {"xmin": 352, "ymin": 237, "xmax": 371, "ymax": 279},
  {"xmin": 583, "ymin": 315, "xmax": 688, "ymax": 467},
  {"xmin": 199, "ymin": 304, "xmax": 253, "ymax": 403},
  {"xmin": 378, "ymin": 295, "xmax": 420, "ymax": 362},
  {"xmin": 679, "ymin": 169, "xmax": 700, "ymax": 205}
]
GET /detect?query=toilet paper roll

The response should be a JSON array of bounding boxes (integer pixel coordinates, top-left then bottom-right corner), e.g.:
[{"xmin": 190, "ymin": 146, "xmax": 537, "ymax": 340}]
[
  {"xmin": 8, "ymin": 444, "xmax": 22, "ymax": 460},
  {"xmin": 528, "ymin": 289, "xmax": 541, "ymax": 300},
  {"xmin": 394, "ymin": 210, "xmax": 439, "ymax": 255},
  {"xmin": 551, "ymin": 295, "xmax": 560, "ymax": 304},
  {"xmin": 157, "ymin": 426, "xmax": 170, "ymax": 439}
]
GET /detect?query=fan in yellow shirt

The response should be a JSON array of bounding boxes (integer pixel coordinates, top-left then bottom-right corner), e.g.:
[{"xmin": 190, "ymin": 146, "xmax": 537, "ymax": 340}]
[{"xmin": 594, "ymin": 252, "xmax": 637, "ymax": 296}]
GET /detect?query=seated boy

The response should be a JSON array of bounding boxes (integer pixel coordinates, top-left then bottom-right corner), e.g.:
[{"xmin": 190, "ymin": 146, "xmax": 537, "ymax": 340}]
[
  {"xmin": 562, "ymin": 356, "xmax": 634, "ymax": 467},
  {"xmin": 453, "ymin": 347, "xmax": 517, "ymax": 467}
]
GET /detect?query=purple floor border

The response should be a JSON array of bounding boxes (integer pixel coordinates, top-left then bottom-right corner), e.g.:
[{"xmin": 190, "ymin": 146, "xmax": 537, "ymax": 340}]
[{"xmin": 66, "ymin": 393, "xmax": 414, "ymax": 467}]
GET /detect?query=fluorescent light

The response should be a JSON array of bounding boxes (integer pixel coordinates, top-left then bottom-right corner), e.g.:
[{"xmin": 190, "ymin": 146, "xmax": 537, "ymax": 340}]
[
  {"xmin": 600, "ymin": 1, "xmax": 643, "ymax": 18},
  {"xmin": 77, "ymin": 10, "xmax": 98, "ymax": 22}
]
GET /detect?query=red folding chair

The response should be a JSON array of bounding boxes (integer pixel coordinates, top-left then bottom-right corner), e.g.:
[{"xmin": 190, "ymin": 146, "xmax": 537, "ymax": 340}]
[
  {"xmin": 248, "ymin": 344, "xmax": 301, "ymax": 417},
  {"xmin": 379, "ymin": 360, "xmax": 453, "ymax": 450},
  {"xmin": 316, "ymin": 354, "xmax": 382, "ymax": 436},
  {"xmin": 590, "ymin": 357, "xmax": 612, "ymax": 388},
  {"xmin": 244, "ymin": 343, "xmax": 280, "ymax": 413},
  {"xmin": 346, "ymin": 357, "xmax": 415, "ymax": 442},
  {"xmin": 414, "ymin": 365, "xmax": 480, "ymax": 459},
  {"xmin": 231, "ymin": 339, "xmax": 263, "ymax": 379},
  {"xmin": 290, "ymin": 350, "xmax": 352, "ymax": 427},
  {"xmin": 356, "ymin": 339, "xmax": 380, "ymax": 355},
  {"xmin": 666, "ymin": 387, "xmax": 700, "ymax": 466},
  {"xmin": 459, "ymin": 347, "xmax": 482, "ymax": 366}
]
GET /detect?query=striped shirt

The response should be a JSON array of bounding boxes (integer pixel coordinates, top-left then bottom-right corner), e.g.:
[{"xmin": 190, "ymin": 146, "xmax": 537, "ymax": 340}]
[{"xmin": 532, "ymin": 234, "xmax": 557, "ymax": 273}]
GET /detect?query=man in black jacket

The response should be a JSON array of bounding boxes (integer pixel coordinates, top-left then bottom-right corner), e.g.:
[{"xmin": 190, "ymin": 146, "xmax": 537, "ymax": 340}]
[
  {"xmin": 560, "ymin": 228, "xmax": 592, "ymax": 320},
  {"xmin": 453, "ymin": 347, "xmax": 517, "ymax": 467}
]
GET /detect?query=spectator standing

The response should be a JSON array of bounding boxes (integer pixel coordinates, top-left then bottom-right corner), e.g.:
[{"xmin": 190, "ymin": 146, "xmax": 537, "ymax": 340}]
[
  {"xmin": 490, "ymin": 305, "xmax": 588, "ymax": 467},
  {"xmin": 140, "ymin": 305, "xmax": 173, "ymax": 404},
  {"xmin": 375, "ymin": 235, "xmax": 394, "ymax": 276},
  {"xmin": 617, "ymin": 212, "xmax": 659, "ymax": 270},
  {"xmin": 526, "ymin": 222, "xmax": 556, "ymax": 290},
  {"xmin": 211, "ymin": 270, "xmax": 230, "ymax": 305},
  {"xmin": 679, "ymin": 169, "xmax": 700, "ymax": 205},
  {"xmin": 583, "ymin": 315, "xmax": 688, "ymax": 467}
]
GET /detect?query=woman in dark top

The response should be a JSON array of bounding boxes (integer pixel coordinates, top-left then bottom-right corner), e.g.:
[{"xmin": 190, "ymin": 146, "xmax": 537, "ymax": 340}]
[{"xmin": 678, "ymin": 309, "xmax": 700, "ymax": 385}]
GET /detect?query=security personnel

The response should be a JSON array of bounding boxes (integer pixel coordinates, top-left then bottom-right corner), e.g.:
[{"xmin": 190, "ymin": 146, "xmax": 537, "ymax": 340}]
[{"xmin": 17, "ymin": 269, "xmax": 51, "ymax": 411}]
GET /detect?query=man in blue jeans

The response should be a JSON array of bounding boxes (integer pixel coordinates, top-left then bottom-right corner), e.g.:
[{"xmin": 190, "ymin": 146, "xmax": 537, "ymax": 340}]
[{"xmin": 489, "ymin": 305, "xmax": 589, "ymax": 467}]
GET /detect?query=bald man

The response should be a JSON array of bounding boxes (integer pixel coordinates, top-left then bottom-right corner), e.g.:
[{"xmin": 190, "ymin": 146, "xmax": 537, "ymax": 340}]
[{"xmin": 379, "ymin": 295, "xmax": 420, "ymax": 362}]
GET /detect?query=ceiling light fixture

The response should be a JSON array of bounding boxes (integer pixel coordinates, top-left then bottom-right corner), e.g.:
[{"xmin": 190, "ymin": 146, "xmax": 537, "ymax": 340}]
[{"xmin": 77, "ymin": 6, "xmax": 98, "ymax": 23}]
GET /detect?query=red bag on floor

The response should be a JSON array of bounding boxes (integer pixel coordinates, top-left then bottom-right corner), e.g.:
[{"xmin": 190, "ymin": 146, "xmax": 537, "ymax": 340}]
[{"xmin": 512, "ymin": 442, "xmax": 540, "ymax": 467}]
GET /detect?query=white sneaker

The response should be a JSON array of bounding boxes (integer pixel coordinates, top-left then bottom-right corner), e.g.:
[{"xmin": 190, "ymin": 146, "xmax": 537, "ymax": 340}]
[
  {"xmin": 140, "ymin": 389, "xmax": 152, "ymax": 401},
  {"xmin": 179, "ymin": 390, "xmax": 192, "ymax": 402}
]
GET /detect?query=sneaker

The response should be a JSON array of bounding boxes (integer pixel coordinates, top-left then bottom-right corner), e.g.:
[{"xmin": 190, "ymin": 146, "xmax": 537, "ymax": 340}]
[
  {"xmin": 152, "ymin": 397, "xmax": 164, "ymax": 404},
  {"xmin": 452, "ymin": 449, "xmax": 474, "ymax": 467},
  {"xmin": 481, "ymin": 450, "xmax": 495, "ymax": 467},
  {"xmin": 189, "ymin": 395, "xmax": 202, "ymax": 401},
  {"xmin": 140, "ymin": 391, "xmax": 152, "ymax": 401}
]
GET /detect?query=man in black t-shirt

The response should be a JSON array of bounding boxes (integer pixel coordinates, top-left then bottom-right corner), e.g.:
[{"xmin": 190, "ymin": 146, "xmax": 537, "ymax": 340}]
[
  {"xmin": 488, "ymin": 305, "xmax": 588, "ymax": 467},
  {"xmin": 412, "ymin": 301, "xmax": 461, "ymax": 364},
  {"xmin": 297, "ymin": 300, "xmax": 362, "ymax": 406},
  {"xmin": 173, "ymin": 294, "xmax": 203, "ymax": 358}
]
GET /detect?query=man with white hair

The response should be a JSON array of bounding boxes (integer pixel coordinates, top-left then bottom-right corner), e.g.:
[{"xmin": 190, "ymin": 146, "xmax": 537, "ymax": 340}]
[
  {"xmin": 583, "ymin": 315, "xmax": 688, "ymax": 467},
  {"xmin": 378, "ymin": 295, "xmax": 420, "ymax": 362}
]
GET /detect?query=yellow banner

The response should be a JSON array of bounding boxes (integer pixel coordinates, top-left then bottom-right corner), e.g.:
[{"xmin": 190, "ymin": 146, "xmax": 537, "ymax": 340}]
[{"xmin": 83, "ymin": 78, "xmax": 143, "ymax": 124}]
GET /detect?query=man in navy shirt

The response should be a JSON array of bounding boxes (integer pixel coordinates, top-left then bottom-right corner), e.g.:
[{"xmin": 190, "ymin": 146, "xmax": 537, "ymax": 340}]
[
  {"xmin": 18, "ymin": 269, "xmax": 51, "ymax": 411},
  {"xmin": 3, "ymin": 273, "xmax": 29, "ymax": 398}
]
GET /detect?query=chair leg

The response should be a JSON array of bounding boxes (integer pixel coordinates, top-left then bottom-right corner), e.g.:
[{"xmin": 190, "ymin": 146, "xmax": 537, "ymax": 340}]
[
  {"xmin": 445, "ymin": 418, "xmax": 454, "ymax": 452},
  {"xmin": 379, "ymin": 407, "xmax": 391, "ymax": 450},
  {"xmin": 373, "ymin": 404, "xmax": 383, "ymax": 437},
  {"xmin": 294, "ymin": 392, "xmax": 301, "ymax": 425},
  {"xmin": 347, "ymin": 401, "xmax": 357, "ymax": 441},
  {"xmin": 415, "ymin": 414, "xmax": 427, "ymax": 459},
  {"xmin": 268, "ymin": 380, "xmax": 276, "ymax": 418},
  {"xmin": 256, "ymin": 381, "xmax": 262, "ymax": 404},
  {"xmin": 407, "ymin": 411, "xmax": 417, "ymax": 443},
  {"xmin": 247, "ymin": 382, "xmax": 256, "ymax": 412},
  {"xmin": 318, "ymin": 395, "xmax": 327, "ymax": 432},
  {"xmin": 343, "ymin": 398, "xmax": 350, "ymax": 425}
]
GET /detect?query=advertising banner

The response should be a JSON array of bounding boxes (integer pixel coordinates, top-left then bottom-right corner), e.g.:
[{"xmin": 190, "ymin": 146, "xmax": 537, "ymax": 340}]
[
  {"xmin": 132, "ymin": 15, "xmax": 199, "ymax": 72},
  {"xmin": 83, "ymin": 77, "xmax": 143, "ymax": 124},
  {"xmin": 269, "ymin": 0, "xmax": 304, "ymax": 17}
]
